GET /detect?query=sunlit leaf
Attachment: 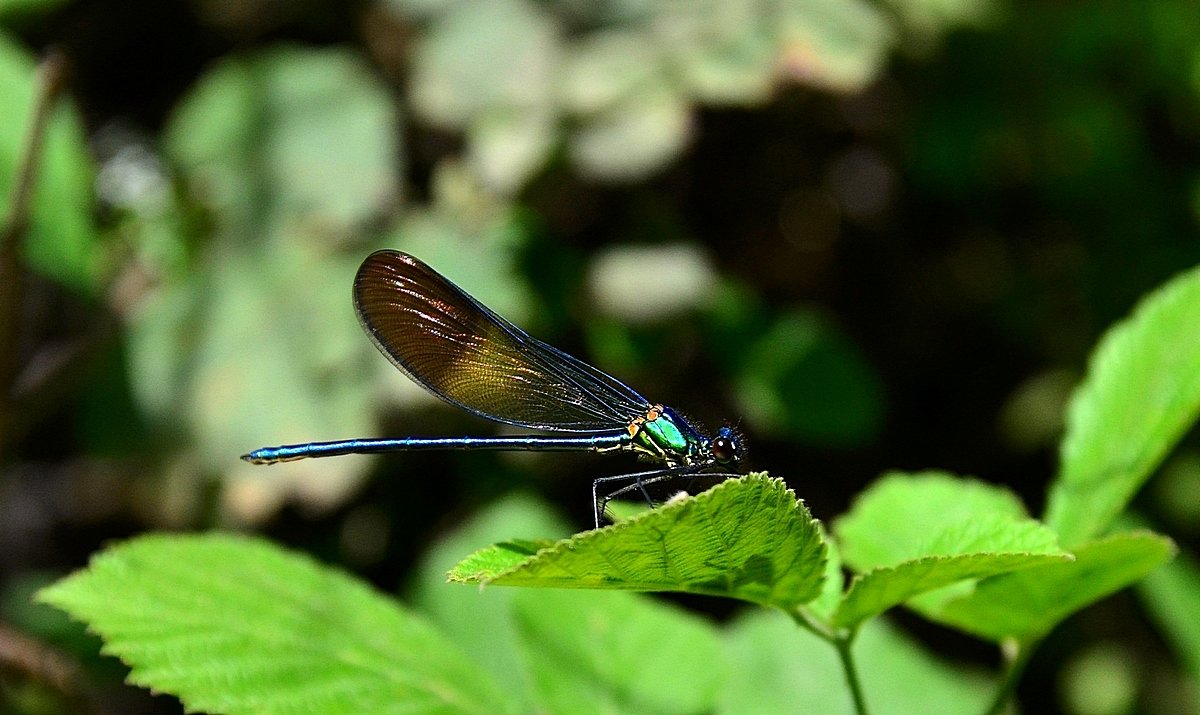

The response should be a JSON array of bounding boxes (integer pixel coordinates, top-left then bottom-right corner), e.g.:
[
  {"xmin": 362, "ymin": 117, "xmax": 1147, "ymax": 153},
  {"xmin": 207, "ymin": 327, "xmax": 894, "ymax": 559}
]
[
  {"xmin": 587, "ymin": 243, "xmax": 717, "ymax": 324},
  {"xmin": 569, "ymin": 86, "xmax": 692, "ymax": 182},
  {"xmin": 659, "ymin": 1, "xmax": 776, "ymax": 104},
  {"xmin": 40, "ymin": 534, "xmax": 517, "ymax": 715},
  {"xmin": 512, "ymin": 589, "xmax": 725, "ymax": 715},
  {"xmin": 557, "ymin": 25, "xmax": 689, "ymax": 181},
  {"xmin": 467, "ymin": 106, "xmax": 556, "ymax": 195},
  {"xmin": 410, "ymin": 496, "xmax": 568, "ymax": 711},
  {"xmin": 410, "ymin": 0, "xmax": 558, "ymax": 129},
  {"xmin": 721, "ymin": 610, "xmax": 994, "ymax": 715},
  {"xmin": 835, "ymin": 471, "xmax": 1030, "ymax": 570},
  {"xmin": 834, "ymin": 548, "xmax": 1069, "ymax": 630},
  {"xmin": 1047, "ymin": 263, "xmax": 1200, "ymax": 547},
  {"xmin": 776, "ymin": 0, "xmax": 894, "ymax": 93},
  {"xmin": 450, "ymin": 475, "xmax": 827, "ymax": 610},
  {"xmin": 414, "ymin": 495, "xmax": 726, "ymax": 714},
  {"xmin": 559, "ymin": 30, "xmax": 665, "ymax": 116},
  {"xmin": 383, "ymin": 0, "xmax": 456, "ymax": 22},
  {"xmin": 924, "ymin": 531, "xmax": 1176, "ymax": 641},
  {"xmin": 167, "ymin": 44, "xmax": 398, "ymax": 230},
  {"xmin": 881, "ymin": 0, "xmax": 998, "ymax": 39},
  {"xmin": 829, "ymin": 472, "xmax": 1072, "ymax": 629},
  {"xmin": 129, "ymin": 45, "xmax": 405, "ymax": 519},
  {"xmin": 126, "ymin": 237, "xmax": 379, "ymax": 520},
  {"xmin": 1059, "ymin": 644, "xmax": 1139, "ymax": 715}
]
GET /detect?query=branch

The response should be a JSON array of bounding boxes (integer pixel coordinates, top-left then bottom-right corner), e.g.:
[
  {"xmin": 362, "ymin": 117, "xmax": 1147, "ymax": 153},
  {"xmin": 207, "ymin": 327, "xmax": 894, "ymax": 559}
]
[
  {"xmin": 0, "ymin": 618, "xmax": 109, "ymax": 715},
  {"xmin": 0, "ymin": 48, "xmax": 71, "ymax": 455}
]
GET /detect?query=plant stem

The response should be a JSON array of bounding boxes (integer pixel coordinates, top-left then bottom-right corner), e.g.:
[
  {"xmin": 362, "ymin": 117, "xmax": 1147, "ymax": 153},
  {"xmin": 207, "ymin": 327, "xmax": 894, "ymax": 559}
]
[
  {"xmin": 0, "ymin": 48, "xmax": 70, "ymax": 457},
  {"xmin": 787, "ymin": 605, "xmax": 835, "ymax": 640},
  {"xmin": 787, "ymin": 608, "xmax": 870, "ymax": 715},
  {"xmin": 982, "ymin": 637, "xmax": 1036, "ymax": 715},
  {"xmin": 833, "ymin": 632, "xmax": 870, "ymax": 715}
]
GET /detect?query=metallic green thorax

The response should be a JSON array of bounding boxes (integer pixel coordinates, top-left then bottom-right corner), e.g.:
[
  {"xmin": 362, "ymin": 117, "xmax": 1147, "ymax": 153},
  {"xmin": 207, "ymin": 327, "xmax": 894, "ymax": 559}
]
[{"xmin": 633, "ymin": 409, "xmax": 694, "ymax": 461}]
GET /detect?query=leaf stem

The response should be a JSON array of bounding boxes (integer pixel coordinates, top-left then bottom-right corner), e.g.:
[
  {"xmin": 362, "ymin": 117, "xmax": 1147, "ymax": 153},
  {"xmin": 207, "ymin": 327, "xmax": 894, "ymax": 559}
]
[
  {"xmin": 787, "ymin": 608, "xmax": 870, "ymax": 715},
  {"xmin": 833, "ymin": 631, "xmax": 870, "ymax": 715},
  {"xmin": 982, "ymin": 637, "xmax": 1035, "ymax": 715},
  {"xmin": 787, "ymin": 605, "xmax": 834, "ymax": 640},
  {"xmin": 0, "ymin": 48, "xmax": 70, "ymax": 457}
]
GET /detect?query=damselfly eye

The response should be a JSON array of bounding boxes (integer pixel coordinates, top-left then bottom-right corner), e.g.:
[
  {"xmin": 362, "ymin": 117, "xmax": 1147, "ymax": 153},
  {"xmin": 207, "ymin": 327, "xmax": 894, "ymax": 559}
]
[{"xmin": 711, "ymin": 434, "xmax": 739, "ymax": 464}]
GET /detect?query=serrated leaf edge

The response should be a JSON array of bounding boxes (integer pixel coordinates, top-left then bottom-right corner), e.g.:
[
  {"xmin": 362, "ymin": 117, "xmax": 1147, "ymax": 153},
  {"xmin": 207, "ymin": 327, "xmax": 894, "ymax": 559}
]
[
  {"xmin": 832, "ymin": 549, "xmax": 1076, "ymax": 629},
  {"xmin": 449, "ymin": 473, "xmax": 829, "ymax": 608},
  {"xmin": 451, "ymin": 473, "xmax": 779, "ymax": 582}
]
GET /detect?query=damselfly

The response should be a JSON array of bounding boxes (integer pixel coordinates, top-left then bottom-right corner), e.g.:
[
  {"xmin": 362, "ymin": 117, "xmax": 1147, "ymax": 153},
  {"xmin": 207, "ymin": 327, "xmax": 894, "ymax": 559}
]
[{"xmin": 243, "ymin": 250, "xmax": 744, "ymax": 527}]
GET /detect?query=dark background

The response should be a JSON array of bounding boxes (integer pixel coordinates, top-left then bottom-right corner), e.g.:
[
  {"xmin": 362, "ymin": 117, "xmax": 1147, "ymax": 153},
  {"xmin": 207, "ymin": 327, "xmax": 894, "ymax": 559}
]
[{"xmin": 1, "ymin": 0, "xmax": 1198, "ymax": 713}]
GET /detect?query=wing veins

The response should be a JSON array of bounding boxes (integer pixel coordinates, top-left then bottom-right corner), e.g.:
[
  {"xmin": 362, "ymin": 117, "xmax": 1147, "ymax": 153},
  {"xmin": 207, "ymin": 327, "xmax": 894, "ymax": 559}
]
[{"xmin": 353, "ymin": 251, "xmax": 649, "ymax": 431}]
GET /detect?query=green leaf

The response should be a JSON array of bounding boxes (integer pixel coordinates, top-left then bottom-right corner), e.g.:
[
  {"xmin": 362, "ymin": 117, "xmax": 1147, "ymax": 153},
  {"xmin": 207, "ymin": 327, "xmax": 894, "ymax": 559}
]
[
  {"xmin": 0, "ymin": 0, "xmax": 69, "ymax": 21},
  {"xmin": 450, "ymin": 474, "xmax": 827, "ymax": 610},
  {"xmin": 132, "ymin": 44, "xmax": 405, "ymax": 517},
  {"xmin": 466, "ymin": 105, "xmax": 555, "ymax": 194},
  {"xmin": 451, "ymin": 538, "xmax": 551, "ymax": 574},
  {"xmin": 923, "ymin": 531, "xmax": 1176, "ymax": 641},
  {"xmin": 511, "ymin": 589, "xmax": 724, "ymax": 715},
  {"xmin": 126, "ymin": 237, "xmax": 381, "ymax": 516},
  {"xmin": 569, "ymin": 86, "xmax": 692, "ymax": 182},
  {"xmin": 167, "ymin": 44, "xmax": 398, "ymax": 230},
  {"xmin": 834, "ymin": 549, "xmax": 1071, "ymax": 630},
  {"xmin": 1138, "ymin": 540, "xmax": 1200, "ymax": 683},
  {"xmin": 733, "ymin": 310, "xmax": 884, "ymax": 447},
  {"xmin": 831, "ymin": 473, "xmax": 1074, "ymax": 629},
  {"xmin": 587, "ymin": 243, "xmax": 718, "ymax": 324},
  {"xmin": 721, "ymin": 610, "xmax": 994, "ymax": 715},
  {"xmin": 880, "ymin": 0, "xmax": 998, "ymax": 39},
  {"xmin": 835, "ymin": 470, "xmax": 1030, "ymax": 570},
  {"xmin": 560, "ymin": 30, "xmax": 664, "ymax": 116},
  {"xmin": 409, "ymin": 0, "xmax": 558, "ymax": 129},
  {"xmin": 659, "ymin": 1, "xmax": 776, "ymax": 104},
  {"xmin": 410, "ymin": 495, "xmax": 569, "ymax": 712},
  {"xmin": 776, "ymin": 0, "xmax": 894, "ymax": 93},
  {"xmin": 1047, "ymin": 264, "xmax": 1200, "ymax": 547},
  {"xmin": 413, "ymin": 495, "xmax": 725, "ymax": 714},
  {"xmin": 0, "ymin": 35, "xmax": 100, "ymax": 293},
  {"xmin": 384, "ymin": 0, "xmax": 456, "ymax": 22},
  {"xmin": 39, "ymin": 534, "xmax": 516, "ymax": 715},
  {"xmin": 558, "ymin": 29, "xmax": 691, "ymax": 181},
  {"xmin": 921, "ymin": 512, "xmax": 1061, "ymax": 555},
  {"xmin": 807, "ymin": 523, "xmax": 845, "ymax": 621}
]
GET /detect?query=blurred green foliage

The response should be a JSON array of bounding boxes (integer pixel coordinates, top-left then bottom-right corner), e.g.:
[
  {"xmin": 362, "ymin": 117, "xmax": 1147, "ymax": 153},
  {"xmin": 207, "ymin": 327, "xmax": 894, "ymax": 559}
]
[
  {"xmin": 0, "ymin": 34, "xmax": 98, "ymax": 293},
  {"xmin": 1, "ymin": 0, "xmax": 1199, "ymax": 713},
  {"xmin": 399, "ymin": 0, "xmax": 911, "ymax": 187}
]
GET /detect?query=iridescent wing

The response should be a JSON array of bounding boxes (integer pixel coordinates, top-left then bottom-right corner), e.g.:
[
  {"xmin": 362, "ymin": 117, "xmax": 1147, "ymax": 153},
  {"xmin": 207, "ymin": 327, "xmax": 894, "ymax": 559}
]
[{"xmin": 353, "ymin": 250, "xmax": 650, "ymax": 432}]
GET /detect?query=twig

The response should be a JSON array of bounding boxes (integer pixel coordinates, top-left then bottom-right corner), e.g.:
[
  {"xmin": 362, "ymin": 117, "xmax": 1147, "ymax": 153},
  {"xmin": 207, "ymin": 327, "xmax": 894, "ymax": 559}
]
[
  {"xmin": 0, "ymin": 618, "xmax": 109, "ymax": 715},
  {"xmin": 0, "ymin": 48, "xmax": 71, "ymax": 456}
]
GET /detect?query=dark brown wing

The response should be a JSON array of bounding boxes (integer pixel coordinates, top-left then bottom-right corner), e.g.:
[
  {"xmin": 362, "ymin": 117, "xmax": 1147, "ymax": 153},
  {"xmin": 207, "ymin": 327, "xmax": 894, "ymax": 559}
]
[{"xmin": 353, "ymin": 250, "xmax": 650, "ymax": 432}]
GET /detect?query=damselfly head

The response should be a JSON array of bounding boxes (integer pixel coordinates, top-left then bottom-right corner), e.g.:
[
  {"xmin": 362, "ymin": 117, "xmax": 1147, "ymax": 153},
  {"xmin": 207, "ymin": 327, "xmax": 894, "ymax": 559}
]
[{"xmin": 709, "ymin": 425, "xmax": 743, "ymax": 465}]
